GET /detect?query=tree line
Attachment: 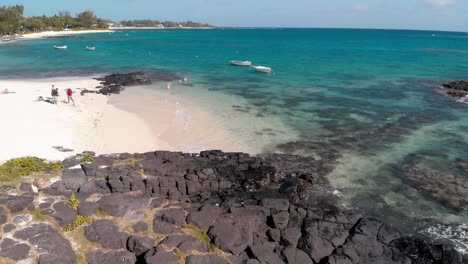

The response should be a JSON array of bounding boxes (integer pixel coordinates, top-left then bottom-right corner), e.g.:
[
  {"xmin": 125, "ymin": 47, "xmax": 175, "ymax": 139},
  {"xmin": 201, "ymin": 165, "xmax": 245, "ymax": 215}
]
[
  {"xmin": 118, "ymin": 20, "xmax": 213, "ymax": 28},
  {"xmin": 0, "ymin": 5, "xmax": 214, "ymax": 36},
  {"xmin": 0, "ymin": 5, "xmax": 109, "ymax": 35}
]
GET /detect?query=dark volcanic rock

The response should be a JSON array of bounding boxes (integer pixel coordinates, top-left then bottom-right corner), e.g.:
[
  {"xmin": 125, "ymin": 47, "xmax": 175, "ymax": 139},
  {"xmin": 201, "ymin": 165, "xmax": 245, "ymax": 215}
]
[
  {"xmin": 186, "ymin": 204, "xmax": 221, "ymax": 229},
  {"xmin": 79, "ymin": 179, "xmax": 110, "ymax": 194},
  {"xmin": 439, "ymin": 80, "xmax": 468, "ymax": 101},
  {"xmin": 6, "ymin": 195, "xmax": 34, "ymax": 213},
  {"xmin": 78, "ymin": 201, "xmax": 98, "ymax": 216},
  {"xmin": 390, "ymin": 237, "xmax": 463, "ymax": 264},
  {"xmin": 13, "ymin": 223, "xmax": 75, "ymax": 264},
  {"xmin": 95, "ymin": 71, "xmax": 174, "ymax": 95},
  {"xmin": 248, "ymin": 242, "xmax": 284, "ymax": 264},
  {"xmin": 81, "ymin": 162, "xmax": 96, "ymax": 176},
  {"xmin": 43, "ymin": 180, "xmax": 71, "ymax": 195},
  {"xmin": 153, "ymin": 208, "xmax": 186, "ymax": 234},
  {"xmin": 282, "ymin": 247, "xmax": 313, "ymax": 264},
  {"xmin": 86, "ymin": 249, "xmax": 137, "ymax": 264},
  {"xmin": 127, "ymin": 235, "xmax": 155, "ymax": 256},
  {"xmin": 52, "ymin": 201, "xmax": 77, "ymax": 227},
  {"xmin": 272, "ymin": 211, "xmax": 290, "ymax": 229},
  {"xmin": 144, "ymin": 246, "xmax": 180, "ymax": 264},
  {"xmin": 98, "ymin": 193, "xmax": 149, "ymax": 217},
  {"xmin": 84, "ymin": 219, "xmax": 128, "ymax": 249},
  {"xmin": 0, "ymin": 238, "xmax": 30, "ymax": 261},
  {"xmin": 160, "ymin": 235, "xmax": 209, "ymax": 253},
  {"xmin": 132, "ymin": 221, "xmax": 149, "ymax": 232},
  {"xmin": 298, "ymin": 210, "xmax": 360, "ymax": 263},
  {"xmin": 0, "ymin": 185, "xmax": 15, "ymax": 192},
  {"xmin": 0, "ymin": 207, "xmax": 7, "ymax": 225},
  {"xmin": 62, "ymin": 168, "xmax": 86, "ymax": 191},
  {"xmin": 208, "ymin": 222, "xmax": 253, "ymax": 255},
  {"xmin": 281, "ymin": 228, "xmax": 302, "ymax": 247},
  {"xmin": 19, "ymin": 183, "xmax": 36, "ymax": 194},
  {"xmin": 185, "ymin": 255, "xmax": 228, "ymax": 264},
  {"xmin": 3, "ymin": 224, "xmax": 16, "ymax": 233},
  {"xmin": 260, "ymin": 198, "xmax": 290, "ymax": 211},
  {"xmin": 2, "ymin": 149, "xmax": 464, "ymax": 264}
]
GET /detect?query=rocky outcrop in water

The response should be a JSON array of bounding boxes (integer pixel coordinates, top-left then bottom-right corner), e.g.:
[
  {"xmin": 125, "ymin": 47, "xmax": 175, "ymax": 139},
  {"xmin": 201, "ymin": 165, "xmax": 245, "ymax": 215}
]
[
  {"xmin": 437, "ymin": 80, "xmax": 468, "ymax": 102},
  {"xmin": 0, "ymin": 150, "xmax": 466, "ymax": 263},
  {"xmin": 81, "ymin": 71, "xmax": 180, "ymax": 95},
  {"xmin": 400, "ymin": 153, "xmax": 468, "ymax": 212},
  {"xmin": 95, "ymin": 71, "xmax": 152, "ymax": 95}
]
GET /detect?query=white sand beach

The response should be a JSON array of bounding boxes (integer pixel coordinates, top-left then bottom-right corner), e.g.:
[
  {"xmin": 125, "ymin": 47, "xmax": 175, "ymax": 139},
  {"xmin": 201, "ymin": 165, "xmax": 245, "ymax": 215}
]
[
  {"xmin": 0, "ymin": 30, "xmax": 113, "ymax": 44},
  {"xmin": 0, "ymin": 76, "xmax": 247, "ymax": 163}
]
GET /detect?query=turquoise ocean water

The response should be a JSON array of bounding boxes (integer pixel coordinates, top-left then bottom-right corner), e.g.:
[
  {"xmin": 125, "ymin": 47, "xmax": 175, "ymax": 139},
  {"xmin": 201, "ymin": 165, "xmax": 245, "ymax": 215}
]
[{"xmin": 1, "ymin": 29, "xmax": 468, "ymax": 230}]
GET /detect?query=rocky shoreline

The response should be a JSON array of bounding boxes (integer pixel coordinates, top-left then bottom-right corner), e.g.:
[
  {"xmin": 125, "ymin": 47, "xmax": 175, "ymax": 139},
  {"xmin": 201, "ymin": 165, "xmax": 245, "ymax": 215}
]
[{"xmin": 0, "ymin": 150, "xmax": 466, "ymax": 263}]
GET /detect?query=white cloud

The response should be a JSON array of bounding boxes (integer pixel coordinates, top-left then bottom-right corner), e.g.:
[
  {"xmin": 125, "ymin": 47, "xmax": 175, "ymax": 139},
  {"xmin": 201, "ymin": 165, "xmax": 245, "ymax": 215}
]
[{"xmin": 427, "ymin": 0, "xmax": 456, "ymax": 8}]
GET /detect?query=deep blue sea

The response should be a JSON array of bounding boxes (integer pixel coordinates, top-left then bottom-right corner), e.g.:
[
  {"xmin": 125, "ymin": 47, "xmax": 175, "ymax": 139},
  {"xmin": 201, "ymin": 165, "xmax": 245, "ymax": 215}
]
[{"xmin": 1, "ymin": 29, "xmax": 468, "ymax": 237}]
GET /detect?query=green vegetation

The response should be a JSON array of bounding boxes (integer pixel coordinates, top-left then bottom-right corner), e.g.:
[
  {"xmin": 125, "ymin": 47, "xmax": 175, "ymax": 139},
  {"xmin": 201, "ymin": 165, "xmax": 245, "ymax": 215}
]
[
  {"xmin": 96, "ymin": 209, "xmax": 110, "ymax": 217},
  {"xmin": 173, "ymin": 247, "xmax": 186, "ymax": 264},
  {"xmin": 183, "ymin": 224, "xmax": 229, "ymax": 261},
  {"xmin": 0, "ymin": 157, "xmax": 50, "ymax": 180},
  {"xmin": 67, "ymin": 193, "xmax": 80, "ymax": 211},
  {"xmin": 113, "ymin": 158, "xmax": 142, "ymax": 168},
  {"xmin": 80, "ymin": 154, "xmax": 95, "ymax": 163},
  {"xmin": 48, "ymin": 161, "xmax": 63, "ymax": 174},
  {"xmin": 64, "ymin": 192, "xmax": 92, "ymax": 233},
  {"xmin": 183, "ymin": 224, "xmax": 211, "ymax": 245},
  {"xmin": 32, "ymin": 208, "xmax": 49, "ymax": 222},
  {"xmin": 0, "ymin": 5, "xmax": 109, "ymax": 35},
  {"xmin": 63, "ymin": 215, "xmax": 92, "ymax": 232},
  {"xmin": 0, "ymin": 5, "xmax": 23, "ymax": 35}
]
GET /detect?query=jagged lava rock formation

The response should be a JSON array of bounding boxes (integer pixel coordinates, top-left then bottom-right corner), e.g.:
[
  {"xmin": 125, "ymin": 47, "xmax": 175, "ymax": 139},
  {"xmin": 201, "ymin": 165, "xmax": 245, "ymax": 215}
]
[{"xmin": 0, "ymin": 150, "xmax": 466, "ymax": 263}]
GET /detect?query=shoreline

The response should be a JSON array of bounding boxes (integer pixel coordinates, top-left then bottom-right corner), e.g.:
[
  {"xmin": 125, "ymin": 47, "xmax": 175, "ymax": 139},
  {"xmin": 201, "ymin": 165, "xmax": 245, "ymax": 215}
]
[
  {"xmin": 109, "ymin": 85, "xmax": 255, "ymax": 154},
  {"xmin": 0, "ymin": 75, "xmax": 251, "ymax": 163},
  {"xmin": 109, "ymin": 26, "xmax": 214, "ymax": 30},
  {"xmin": 0, "ymin": 76, "xmax": 165, "ymax": 162},
  {"xmin": 0, "ymin": 29, "xmax": 114, "ymax": 44}
]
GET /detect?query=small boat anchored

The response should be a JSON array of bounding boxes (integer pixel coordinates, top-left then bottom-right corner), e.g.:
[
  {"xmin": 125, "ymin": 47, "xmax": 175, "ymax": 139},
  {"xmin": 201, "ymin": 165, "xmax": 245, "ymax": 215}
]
[
  {"xmin": 230, "ymin": 60, "xmax": 252, "ymax": 66},
  {"xmin": 53, "ymin": 45, "xmax": 67, "ymax": 50},
  {"xmin": 85, "ymin": 46, "xmax": 96, "ymax": 51},
  {"xmin": 253, "ymin": 66, "xmax": 272, "ymax": 74}
]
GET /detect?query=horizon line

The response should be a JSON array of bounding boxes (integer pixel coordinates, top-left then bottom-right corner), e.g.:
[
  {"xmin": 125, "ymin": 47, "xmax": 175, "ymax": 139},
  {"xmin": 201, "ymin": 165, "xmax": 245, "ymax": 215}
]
[{"xmin": 211, "ymin": 26, "xmax": 468, "ymax": 34}]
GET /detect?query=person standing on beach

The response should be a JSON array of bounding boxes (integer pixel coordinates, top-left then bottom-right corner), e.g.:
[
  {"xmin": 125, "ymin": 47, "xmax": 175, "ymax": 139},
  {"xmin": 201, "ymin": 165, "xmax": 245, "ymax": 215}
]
[
  {"xmin": 66, "ymin": 88, "xmax": 75, "ymax": 105},
  {"xmin": 51, "ymin": 85, "xmax": 59, "ymax": 105},
  {"xmin": 167, "ymin": 81, "xmax": 172, "ymax": 89}
]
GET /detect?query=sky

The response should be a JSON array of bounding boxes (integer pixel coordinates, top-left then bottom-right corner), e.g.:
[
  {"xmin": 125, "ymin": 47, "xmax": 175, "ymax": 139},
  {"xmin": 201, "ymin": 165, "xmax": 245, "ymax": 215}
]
[{"xmin": 1, "ymin": 0, "xmax": 467, "ymax": 31}]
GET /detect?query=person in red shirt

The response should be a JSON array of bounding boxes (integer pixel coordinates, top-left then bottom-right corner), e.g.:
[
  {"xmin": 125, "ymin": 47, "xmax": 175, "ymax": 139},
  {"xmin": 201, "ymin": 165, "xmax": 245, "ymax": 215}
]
[{"xmin": 66, "ymin": 88, "xmax": 75, "ymax": 105}]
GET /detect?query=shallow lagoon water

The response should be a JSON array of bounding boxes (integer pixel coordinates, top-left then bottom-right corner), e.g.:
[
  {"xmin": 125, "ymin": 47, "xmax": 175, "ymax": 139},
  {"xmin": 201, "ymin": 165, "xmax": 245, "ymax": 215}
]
[{"xmin": 1, "ymin": 29, "xmax": 468, "ymax": 231}]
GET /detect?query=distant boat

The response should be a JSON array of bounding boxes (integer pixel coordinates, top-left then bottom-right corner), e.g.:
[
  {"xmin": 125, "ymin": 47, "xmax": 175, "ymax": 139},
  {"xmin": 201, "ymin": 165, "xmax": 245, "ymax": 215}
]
[
  {"xmin": 253, "ymin": 66, "xmax": 272, "ymax": 74},
  {"xmin": 53, "ymin": 45, "xmax": 67, "ymax": 50},
  {"xmin": 230, "ymin": 60, "xmax": 252, "ymax": 66},
  {"xmin": 85, "ymin": 46, "xmax": 96, "ymax": 51}
]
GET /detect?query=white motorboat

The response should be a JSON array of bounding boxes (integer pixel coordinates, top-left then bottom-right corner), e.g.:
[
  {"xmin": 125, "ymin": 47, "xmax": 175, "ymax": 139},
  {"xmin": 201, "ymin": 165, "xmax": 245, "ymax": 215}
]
[
  {"xmin": 230, "ymin": 60, "xmax": 252, "ymax": 66},
  {"xmin": 85, "ymin": 46, "xmax": 96, "ymax": 51},
  {"xmin": 253, "ymin": 66, "xmax": 272, "ymax": 73},
  {"xmin": 53, "ymin": 45, "xmax": 67, "ymax": 50}
]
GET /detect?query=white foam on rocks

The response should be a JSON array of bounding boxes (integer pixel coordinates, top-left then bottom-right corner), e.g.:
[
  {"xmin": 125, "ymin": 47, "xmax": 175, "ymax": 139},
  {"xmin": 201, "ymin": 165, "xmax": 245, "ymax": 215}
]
[{"xmin": 421, "ymin": 223, "xmax": 468, "ymax": 254}]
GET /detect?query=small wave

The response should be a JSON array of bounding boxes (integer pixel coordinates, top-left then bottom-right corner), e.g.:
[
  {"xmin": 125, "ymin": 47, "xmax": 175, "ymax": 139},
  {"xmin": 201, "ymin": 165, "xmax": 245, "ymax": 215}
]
[{"xmin": 421, "ymin": 223, "xmax": 468, "ymax": 254}]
